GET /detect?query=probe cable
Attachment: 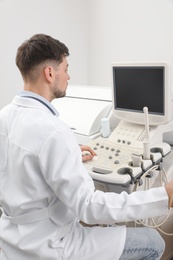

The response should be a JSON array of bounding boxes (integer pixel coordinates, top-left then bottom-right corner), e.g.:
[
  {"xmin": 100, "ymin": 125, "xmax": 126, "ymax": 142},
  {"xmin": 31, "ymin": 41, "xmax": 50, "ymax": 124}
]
[{"xmin": 134, "ymin": 163, "xmax": 173, "ymax": 236}]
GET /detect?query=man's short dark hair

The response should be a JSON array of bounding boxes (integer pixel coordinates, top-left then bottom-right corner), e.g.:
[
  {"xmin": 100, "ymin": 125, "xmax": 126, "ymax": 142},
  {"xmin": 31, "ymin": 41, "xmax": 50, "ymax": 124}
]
[{"xmin": 16, "ymin": 34, "xmax": 69, "ymax": 81}]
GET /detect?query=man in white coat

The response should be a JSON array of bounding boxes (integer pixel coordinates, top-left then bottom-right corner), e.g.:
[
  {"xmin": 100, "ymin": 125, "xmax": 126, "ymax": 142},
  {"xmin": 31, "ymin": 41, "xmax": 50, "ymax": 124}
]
[{"xmin": 0, "ymin": 33, "xmax": 173, "ymax": 260}]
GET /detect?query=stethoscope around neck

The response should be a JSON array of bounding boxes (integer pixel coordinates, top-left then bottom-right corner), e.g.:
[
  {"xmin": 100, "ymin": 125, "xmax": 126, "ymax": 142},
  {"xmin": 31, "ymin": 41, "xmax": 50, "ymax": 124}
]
[{"xmin": 22, "ymin": 96, "xmax": 56, "ymax": 115}]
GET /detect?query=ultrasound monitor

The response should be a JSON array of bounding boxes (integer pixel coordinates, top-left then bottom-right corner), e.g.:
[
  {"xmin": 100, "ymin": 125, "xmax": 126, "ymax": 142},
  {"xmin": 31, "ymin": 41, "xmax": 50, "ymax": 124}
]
[{"xmin": 112, "ymin": 62, "xmax": 171, "ymax": 126}]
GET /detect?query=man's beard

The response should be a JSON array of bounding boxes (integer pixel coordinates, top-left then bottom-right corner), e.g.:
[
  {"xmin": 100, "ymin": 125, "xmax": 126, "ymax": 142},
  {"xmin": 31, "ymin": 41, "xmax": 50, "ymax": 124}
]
[
  {"xmin": 54, "ymin": 89, "xmax": 66, "ymax": 99},
  {"xmin": 52, "ymin": 80, "xmax": 67, "ymax": 99}
]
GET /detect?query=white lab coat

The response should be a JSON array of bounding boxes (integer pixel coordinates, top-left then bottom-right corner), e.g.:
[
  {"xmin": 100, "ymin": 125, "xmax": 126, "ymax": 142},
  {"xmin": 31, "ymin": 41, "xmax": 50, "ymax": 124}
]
[{"xmin": 0, "ymin": 93, "xmax": 169, "ymax": 260}]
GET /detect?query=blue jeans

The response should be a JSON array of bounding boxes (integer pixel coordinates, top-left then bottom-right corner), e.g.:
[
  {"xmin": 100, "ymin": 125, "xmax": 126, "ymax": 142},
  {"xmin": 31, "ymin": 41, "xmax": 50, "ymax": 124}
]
[{"xmin": 119, "ymin": 227, "xmax": 165, "ymax": 260}]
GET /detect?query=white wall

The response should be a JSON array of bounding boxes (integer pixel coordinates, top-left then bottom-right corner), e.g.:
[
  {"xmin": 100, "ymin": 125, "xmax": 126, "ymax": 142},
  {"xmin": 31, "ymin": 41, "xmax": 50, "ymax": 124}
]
[
  {"xmin": 0, "ymin": 0, "xmax": 173, "ymax": 108},
  {"xmin": 0, "ymin": 0, "xmax": 88, "ymax": 108},
  {"xmin": 88, "ymin": 0, "xmax": 173, "ymax": 87}
]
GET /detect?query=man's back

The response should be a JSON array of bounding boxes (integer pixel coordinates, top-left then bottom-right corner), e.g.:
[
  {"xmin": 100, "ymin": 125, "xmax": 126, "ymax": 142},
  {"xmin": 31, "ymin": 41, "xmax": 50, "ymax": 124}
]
[{"xmin": 0, "ymin": 94, "xmax": 83, "ymax": 259}]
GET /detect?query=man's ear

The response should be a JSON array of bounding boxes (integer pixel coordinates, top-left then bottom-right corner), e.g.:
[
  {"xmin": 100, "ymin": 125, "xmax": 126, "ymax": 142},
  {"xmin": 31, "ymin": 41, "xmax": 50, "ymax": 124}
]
[{"xmin": 44, "ymin": 66, "xmax": 53, "ymax": 82}]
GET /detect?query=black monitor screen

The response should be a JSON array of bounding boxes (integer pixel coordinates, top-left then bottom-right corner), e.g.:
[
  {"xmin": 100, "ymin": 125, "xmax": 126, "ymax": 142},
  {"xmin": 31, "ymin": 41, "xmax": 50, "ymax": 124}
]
[{"xmin": 113, "ymin": 66, "xmax": 164, "ymax": 115}]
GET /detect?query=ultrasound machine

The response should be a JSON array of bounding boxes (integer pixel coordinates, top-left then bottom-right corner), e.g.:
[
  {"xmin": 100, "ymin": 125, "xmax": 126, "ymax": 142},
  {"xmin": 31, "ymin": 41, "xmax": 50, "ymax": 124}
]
[{"xmin": 84, "ymin": 63, "xmax": 172, "ymax": 192}]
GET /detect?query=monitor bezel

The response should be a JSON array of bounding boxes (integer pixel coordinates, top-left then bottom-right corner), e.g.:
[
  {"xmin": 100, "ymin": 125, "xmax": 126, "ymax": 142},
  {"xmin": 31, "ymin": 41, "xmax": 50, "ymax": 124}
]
[{"xmin": 111, "ymin": 62, "xmax": 171, "ymax": 126}]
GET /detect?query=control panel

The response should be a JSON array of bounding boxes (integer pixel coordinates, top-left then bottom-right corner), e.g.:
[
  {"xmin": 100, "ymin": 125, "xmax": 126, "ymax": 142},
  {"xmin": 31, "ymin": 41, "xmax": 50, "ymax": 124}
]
[{"xmin": 84, "ymin": 121, "xmax": 171, "ymax": 186}]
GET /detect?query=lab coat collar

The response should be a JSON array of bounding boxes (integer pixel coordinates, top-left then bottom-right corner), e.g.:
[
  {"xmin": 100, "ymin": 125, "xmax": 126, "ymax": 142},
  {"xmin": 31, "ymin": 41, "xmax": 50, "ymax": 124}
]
[{"xmin": 17, "ymin": 90, "xmax": 59, "ymax": 117}]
